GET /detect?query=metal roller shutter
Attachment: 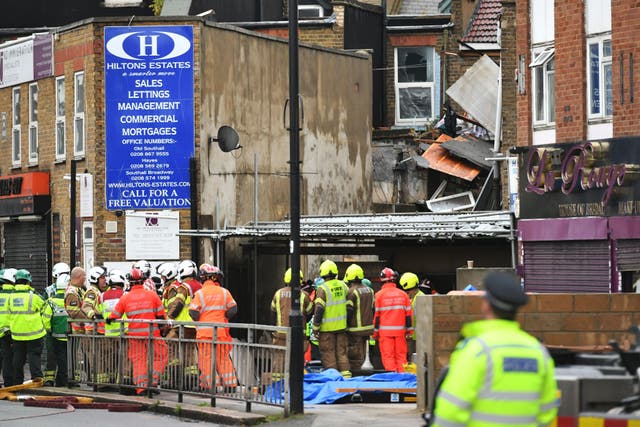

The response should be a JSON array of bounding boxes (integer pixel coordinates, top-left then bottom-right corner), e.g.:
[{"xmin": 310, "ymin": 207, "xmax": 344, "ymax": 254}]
[
  {"xmin": 616, "ymin": 239, "xmax": 640, "ymax": 271},
  {"xmin": 4, "ymin": 220, "xmax": 50, "ymax": 293},
  {"xmin": 523, "ymin": 240, "xmax": 611, "ymax": 293}
]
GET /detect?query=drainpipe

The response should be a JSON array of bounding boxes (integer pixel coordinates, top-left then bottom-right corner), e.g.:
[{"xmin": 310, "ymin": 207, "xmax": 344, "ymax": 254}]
[{"xmin": 493, "ymin": 12, "xmax": 503, "ymax": 209}]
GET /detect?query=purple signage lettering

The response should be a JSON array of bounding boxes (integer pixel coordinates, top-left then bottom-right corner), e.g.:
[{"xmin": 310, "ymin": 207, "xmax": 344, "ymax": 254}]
[{"xmin": 526, "ymin": 142, "xmax": 626, "ymax": 205}]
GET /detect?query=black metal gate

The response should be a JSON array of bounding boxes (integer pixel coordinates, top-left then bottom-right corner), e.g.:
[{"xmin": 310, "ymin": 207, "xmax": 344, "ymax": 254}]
[
  {"xmin": 522, "ymin": 240, "xmax": 611, "ymax": 292},
  {"xmin": 3, "ymin": 219, "xmax": 50, "ymax": 293}
]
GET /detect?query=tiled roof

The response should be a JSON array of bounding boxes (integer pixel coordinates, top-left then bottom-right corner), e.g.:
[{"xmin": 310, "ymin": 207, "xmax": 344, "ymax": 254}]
[{"xmin": 461, "ymin": 0, "xmax": 501, "ymax": 44}]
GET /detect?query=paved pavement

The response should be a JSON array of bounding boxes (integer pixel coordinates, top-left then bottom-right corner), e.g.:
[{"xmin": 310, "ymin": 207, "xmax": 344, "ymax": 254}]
[{"xmin": 18, "ymin": 386, "xmax": 426, "ymax": 426}]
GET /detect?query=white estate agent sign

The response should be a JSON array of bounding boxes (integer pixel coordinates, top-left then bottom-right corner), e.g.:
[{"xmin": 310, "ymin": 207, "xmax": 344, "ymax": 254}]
[{"xmin": 125, "ymin": 210, "xmax": 179, "ymax": 260}]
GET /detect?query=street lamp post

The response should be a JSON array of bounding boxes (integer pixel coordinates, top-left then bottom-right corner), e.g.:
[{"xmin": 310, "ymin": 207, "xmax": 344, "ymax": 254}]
[{"xmin": 288, "ymin": 0, "xmax": 304, "ymax": 415}]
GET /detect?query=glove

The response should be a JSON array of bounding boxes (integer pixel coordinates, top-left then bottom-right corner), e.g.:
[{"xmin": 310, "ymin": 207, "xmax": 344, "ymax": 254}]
[
  {"xmin": 105, "ymin": 317, "xmax": 114, "ymax": 325},
  {"xmin": 159, "ymin": 324, "xmax": 171, "ymax": 337},
  {"xmin": 93, "ymin": 313, "xmax": 104, "ymax": 320}
]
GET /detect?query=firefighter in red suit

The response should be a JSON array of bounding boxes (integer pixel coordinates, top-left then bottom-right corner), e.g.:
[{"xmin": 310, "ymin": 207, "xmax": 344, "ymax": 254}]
[
  {"xmin": 373, "ymin": 267, "xmax": 413, "ymax": 373},
  {"xmin": 108, "ymin": 267, "xmax": 169, "ymax": 395}
]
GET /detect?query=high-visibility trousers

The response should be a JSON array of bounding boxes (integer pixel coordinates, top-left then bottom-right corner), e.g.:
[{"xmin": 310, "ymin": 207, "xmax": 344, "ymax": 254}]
[
  {"xmin": 378, "ymin": 335, "xmax": 407, "ymax": 373},
  {"xmin": 197, "ymin": 336, "xmax": 237, "ymax": 389},
  {"xmin": 128, "ymin": 337, "xmax": 168, "ymax": 393}
]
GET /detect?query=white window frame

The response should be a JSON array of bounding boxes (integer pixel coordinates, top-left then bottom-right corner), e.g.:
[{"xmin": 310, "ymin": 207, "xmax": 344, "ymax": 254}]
[
  {"xmin": 298, "ymin": 5, "xmax": 323, "ymax": 19},
  {"xmin": 587, "ymin": 35, "xmax": 612, "ymax": 119},
  {"xmin": 28, "ymin": 83, "xmax": 38, "ymax": 164},
  {"xmin": 531, "ymin": 47, "xmax": 555, "ymax": 126},
  {"xmin": 74, "ymin": 71, "xmax": 85, "ymax": 157},
  {"xmin": 55, "ymin": 76, "xmax": 66, "ymax": 160},
  {"xmin": 12, "ymin": 87, "xmax": 21, "ymax": 167},
  {"xmin": 394, "ymin": 46, "xmax": 438, "ymax": 125}
]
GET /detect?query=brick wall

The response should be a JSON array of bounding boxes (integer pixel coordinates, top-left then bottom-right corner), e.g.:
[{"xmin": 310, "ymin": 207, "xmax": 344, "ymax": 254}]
[
  {"xmin": 612, "ymin": 0, "xmax": 640, "ymax": 136},
  {"xmin": 515, "ymin": 0, "xmax": 531, "ymax": 147},
  {"xmin": 554, "ymin": 0, "xmax": 587, "ymax": 143},
  {"xmin": 415, "ymin": 293, "xmax": 640, "ymax": 411},
  {"xmin": 499, "ymin": 0, "xmax": 516, "ymax": 206}
]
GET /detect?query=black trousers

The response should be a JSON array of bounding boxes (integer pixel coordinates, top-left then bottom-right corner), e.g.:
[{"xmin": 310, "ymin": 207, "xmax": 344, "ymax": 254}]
[
  {"xmin": 13, "ymin": 337, "xmax": 43, "ymax": 384},
  {"xmin": 0, "ymin": 334, "xmax": 14, "ymax": 387},
  {"xmin": 51, "ymin": 338, "xmax": 68, "ymax": 386}
]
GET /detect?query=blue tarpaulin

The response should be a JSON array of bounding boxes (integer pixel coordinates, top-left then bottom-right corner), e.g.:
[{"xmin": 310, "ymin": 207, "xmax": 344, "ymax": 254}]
[{"xmin": 265, "ymin": 369, "xmax": 417, "ymax": 404}]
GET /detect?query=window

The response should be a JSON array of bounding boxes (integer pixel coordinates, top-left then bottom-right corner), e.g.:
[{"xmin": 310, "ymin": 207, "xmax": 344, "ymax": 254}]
[
  {"xmin": 394, "ymin": 46, "xmax": 439, "ymax": 124},
  {"xmin": 588, "ymin": 38, "xmax": 612, "ymax": 118},
  {"xmin": 74, "ymin": 71, "xmax": 85, "ymax": 157},
  {"xmin": 28, "ymin": 83, "xmax": 38, "ymax": 163},
  {"xmin": 531, "ymin": 49, "xmax": 555, "ymax": 125},
  {"xmin": 298, "ymin": 5, "xmax": 323, "ymax": 19},
  {"xmin": 531, "ymin": 0, "xmax": 554, "ymax": 44},
  {"xmin": 56, "ymin": 77, "xmax": 66, "ymax": 159},
  {"xmin": 12, "ymin": 87, "xmax": 21, "ymax": 166}
]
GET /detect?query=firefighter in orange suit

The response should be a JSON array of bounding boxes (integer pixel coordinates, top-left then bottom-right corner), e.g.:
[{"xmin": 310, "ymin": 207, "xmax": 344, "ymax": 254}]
[
  {"xmin": 189, "ymin": 264, "xmax": 238, "ymax": 390},
  {"xmin": 373, "ymin": 267, "xmax": 413, "ymax": 373},
  {"xmin": 107, "ymin": 267, "xmax": 169, "ymax": 395}
]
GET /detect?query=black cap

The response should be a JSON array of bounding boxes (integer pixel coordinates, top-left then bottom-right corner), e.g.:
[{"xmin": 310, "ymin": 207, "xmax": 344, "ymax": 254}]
[{"xmin": 483, "ymin": 271, "xmax": 528, "ymax": 312}]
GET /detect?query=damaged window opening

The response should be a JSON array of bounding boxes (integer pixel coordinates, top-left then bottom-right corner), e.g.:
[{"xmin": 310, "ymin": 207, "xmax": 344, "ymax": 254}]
[{"xmin": 394, "ymin": 46, "xmax": 439, "ymax": 125}]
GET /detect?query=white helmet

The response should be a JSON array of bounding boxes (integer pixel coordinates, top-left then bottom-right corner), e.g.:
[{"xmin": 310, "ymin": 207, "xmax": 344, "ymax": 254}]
[
  {"xmin": 158, "ymin": 263, "xmax": 178, "ymax": 282},
  {"xmin": 52, "ymin": 262, "xmax": 71, "ymax": 279},
  {"xmin": 88, "ymin": 266, "xmax": 106, "ymax": 284},
  {"xmin": 178, "ymin": 260, "xmax": 197, "ymax": 280},
  {"xmin": 2, "ymin": 268, "xmax": 17, "ymax": 284},
  {"xmin": 108, "ymin": 269, "xmax": 127, "ymax": 287},
  {"xmin": 56, "ymin": 273, "xmax": 70, "ymax": 291},
  {"xmin": 133, "ymin": 260, "xmax": 151, "ymax": 278}
]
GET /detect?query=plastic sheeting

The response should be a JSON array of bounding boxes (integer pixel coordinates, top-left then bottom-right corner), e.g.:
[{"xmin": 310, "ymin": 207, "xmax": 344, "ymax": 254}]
[{"xmin": 265, "ymin": 369, "xmax": 417, "ymax": 405}]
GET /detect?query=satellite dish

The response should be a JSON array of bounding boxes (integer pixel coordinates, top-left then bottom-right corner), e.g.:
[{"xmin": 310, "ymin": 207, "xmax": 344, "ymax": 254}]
[{"xmin": 210, "ymin": 126, "xmax": 241, "ymax": 152}]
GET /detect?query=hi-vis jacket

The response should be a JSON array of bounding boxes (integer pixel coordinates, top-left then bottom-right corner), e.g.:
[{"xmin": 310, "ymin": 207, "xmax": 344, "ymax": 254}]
[
  {"xmin": 189, "ymin": 280, "xmax": 236, "ymax": 340},
  {"xmin": 432, "ymin": 319, "xmax": 559, "ymax": 427},
  {"xmin": 64, "ymin": 284, "xmax": 88, "ymax": 333},
  {"xmin": 8, "ymin": 284, "xmax": 46, "ymax": 341},
  {"xmin": 110, "ymin": 285, "xmax": 166, "ymax": 337},
  {"xmin": 373, "ymin": 282, "xmax": 412, "ymax": 338},
  {"xmin": 313, "ymin": 279, "xmax": 350, "ymax": 333},
  {"xmin": 0, "ymin": 283, "xmax": 14, "ymax": 338},
  {"xmin": 270, "ymin": 286, "xmax": 313, "ymax": 334},
  {"xmin": 346, "ymin": 283, "xmax": 374, "ymax": 336}
]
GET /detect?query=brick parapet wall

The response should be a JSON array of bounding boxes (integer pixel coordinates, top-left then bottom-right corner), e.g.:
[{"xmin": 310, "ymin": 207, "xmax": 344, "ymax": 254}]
[{"xmin": 415, "ymin": 293, "xmax": 640, "ymax": 411}]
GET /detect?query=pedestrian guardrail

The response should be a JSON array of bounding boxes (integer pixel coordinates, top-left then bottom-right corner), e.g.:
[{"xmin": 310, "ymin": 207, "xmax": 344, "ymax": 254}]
[{"xmin": 67, "ymin": 319, "xmax": 290, "ymax": 414}]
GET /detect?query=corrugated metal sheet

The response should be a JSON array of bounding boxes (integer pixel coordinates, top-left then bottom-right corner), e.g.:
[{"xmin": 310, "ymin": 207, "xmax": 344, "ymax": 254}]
[
  {"xmin": 523, "ymin": 240, "xmax": 611, "ymax": 293},
  {"xmin": 446, "ymin": 55, "xmax": 499, "ymax": 134},
  {"xmin": 4, "ymin": 221, "xmax": 49, "ymax": 293},
  {"xmin": 616, "ymin": 239, "xmax": 640, "ymax": 271},
  {"xmin": 422, "ymin": 143, "xmax": 481, "ymax": 181}
]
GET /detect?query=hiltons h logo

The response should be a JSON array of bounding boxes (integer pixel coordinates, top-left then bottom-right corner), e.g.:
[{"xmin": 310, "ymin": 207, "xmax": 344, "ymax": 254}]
[{"xmin": 106, "ymin": 30, "xmax": 190, "ymax": 61}]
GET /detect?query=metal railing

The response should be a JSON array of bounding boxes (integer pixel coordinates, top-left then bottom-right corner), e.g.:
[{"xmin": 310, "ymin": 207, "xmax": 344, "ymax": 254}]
[{"xmin": 67, "ymin": 319, "xmax": 290, "ymax": 414}]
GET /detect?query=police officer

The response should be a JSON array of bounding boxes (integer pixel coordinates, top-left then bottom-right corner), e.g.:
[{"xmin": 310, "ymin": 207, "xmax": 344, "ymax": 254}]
[
  {"xmin": 9, "ymin": 269, "xmax": 46, "ymax": 384},
  {"xmin": 0, "ymin": 269, "xmax": 16, "ymax": 386},
  {"xmin": 431, "ymin": 272, "xmax": 559, "ymax": 427}
]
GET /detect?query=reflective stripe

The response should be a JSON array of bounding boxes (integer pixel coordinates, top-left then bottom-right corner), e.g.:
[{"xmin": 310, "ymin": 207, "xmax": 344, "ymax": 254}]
[
  {"xmin": 126, "ymin": 308, "xmax": 156, "ymax": 316},
  {"xmin": 438, "ymin": 390, "xmax": 471, "ymax": 410},
  {"xmin": 470, "ymin": 412, "xmax": 537, "ymax": 424},
  {"xmin": 540, "ymin": 400, "xmax": 560, "ymax": 411},
  {"xmin": 12, "ymin": 327, "xmax": 45, "ymax": 337},
  {"xmin": 429, "ymin": 417, "xmax": 465, "ymax": 427},
  {"xmin": 478, "ymin": 390, "xmax": 541, "ymax": 401},
  {"xmin": 349, "ymin": 325, "xmax": 373, "ymax": 332},
  {"xmin": 323, "ymin": 314, "xmax": 347, "ymax": 323},
  {"xmin": 376, "ymin": 305, "xmax": 407, "ymax": 312},
  {"xmin": 202, "ymin": 305, "xmax": 226, "ymax": 312},
  {"xmin": 378, "ymin": 325, "xmax": 406, "ymax": 330}
]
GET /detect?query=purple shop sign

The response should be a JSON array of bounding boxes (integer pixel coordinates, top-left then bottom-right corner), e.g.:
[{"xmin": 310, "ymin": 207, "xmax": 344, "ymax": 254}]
[{"xmin": 33, "ymin": 34, "xmax": 53, "ymax": 80}]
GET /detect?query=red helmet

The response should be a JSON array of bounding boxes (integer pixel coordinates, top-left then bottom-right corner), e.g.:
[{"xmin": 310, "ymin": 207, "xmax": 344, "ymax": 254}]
[
  {"xmin": 127, "ymin": 267, "xmax": 145, "ymax": 284},
  {"xmin": 379, "ymin": 267, "xmax": 395, "ymax": 282}
]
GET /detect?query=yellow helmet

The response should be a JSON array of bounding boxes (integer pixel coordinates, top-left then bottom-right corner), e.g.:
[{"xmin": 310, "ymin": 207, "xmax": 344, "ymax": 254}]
[
  {"xmin": 343, "ymin": 263, "xmax": 364, "ymax": 283},
  {"xmin": 319, "ymin": 260, "xmax": 338, "ymax": 278},
  {"xmin": 399, "ymin": 272, "xmax": 419, "ymax": 290},
  {"xmin": 284, "ymin": 268, "xmax": 303, "ymax": 284}
]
